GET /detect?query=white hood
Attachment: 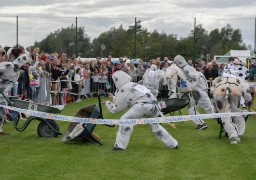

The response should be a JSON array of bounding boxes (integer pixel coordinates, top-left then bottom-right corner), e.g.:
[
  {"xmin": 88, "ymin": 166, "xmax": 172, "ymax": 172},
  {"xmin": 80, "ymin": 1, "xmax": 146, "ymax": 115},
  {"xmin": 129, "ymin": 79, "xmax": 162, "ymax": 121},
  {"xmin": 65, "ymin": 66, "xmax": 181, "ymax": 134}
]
[
  {"xmin": 174, "ymin": 55, "xmax": 187, "ymax": 68},
  {"xmin": 150, "ymin": 64, "xmax": 158, "ymax": 71},
  {"xmin": 12, "ymin": 54, "xmax": 30, "ymax": 69},
  {"xmin": 112, "ymin": 70, "xmax": 131, "ymax": 89}
]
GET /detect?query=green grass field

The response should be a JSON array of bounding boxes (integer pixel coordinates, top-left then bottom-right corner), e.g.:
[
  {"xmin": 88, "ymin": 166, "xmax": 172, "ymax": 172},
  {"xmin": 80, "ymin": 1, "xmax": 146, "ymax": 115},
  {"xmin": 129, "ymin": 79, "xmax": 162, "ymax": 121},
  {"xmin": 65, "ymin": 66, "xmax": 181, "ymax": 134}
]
[{"xmin": 1, "ymin": 97, "xmax": 256, "ymax": 180}]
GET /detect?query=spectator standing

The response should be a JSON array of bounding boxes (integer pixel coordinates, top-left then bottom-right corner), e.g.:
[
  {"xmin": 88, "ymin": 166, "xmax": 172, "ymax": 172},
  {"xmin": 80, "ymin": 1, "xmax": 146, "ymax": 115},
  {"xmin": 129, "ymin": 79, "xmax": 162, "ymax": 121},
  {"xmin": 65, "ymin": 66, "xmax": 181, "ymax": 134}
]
[
  {"xmin": 211, "ymin": 60, "xmax": 219, "ymax": 69},
  {"xmin": 137, "ymin": 60, "xmax": 145, "ymax": 79},
  {"xmin": 73, "ymin": 68, "xmax": 83, "ymax": 102},
  {"xmin": 218, "ymin": 63, "xmax": 226, "ymax": 76},
  {"xmin": 203, "ymin": 62, "xmax": 218, "ymax": 95},
  {"xmin": 30, "ymin": 71, "xmax": 40, "ymax": 102},
  {"xmin": 50, "ymin": 58, "xmax": 63, "ymax": 105},
  {"xmin": 17, "ymin": 62, "xmax": 30, "ymax": 100},
  {"xmin": 0, "ymin": 46, "xmax": 6, "ymax": 62},
  {"xmin": 98, "ymin": 63, "xmax": 108, "ymax": 96},
  {"xmin": 90, "ymin": 60, "xmax": 98, "ymax": 93},
  {"xmin": 38, "ymin": 60, "xmax": 51, "ymax": 105},
  {"xmin": 107, "ymin": 55, "xmax": 112, "ymax": 63},
  {"xmin": 82, "ymin": 63, "xmax": 91, "ymax": 97},
  {"xmin": 68, "ymin": 58, "xmax": 79, "ymax": 98},
  {"xmin": 106, "ymin": 61, "xmax": 113, "ymax": 91},
  {"xmin": 196, "ymin": 59, "xmax": 204, "ymax": 72},
  {"xmin": 128, "ymin": 63, "xmax": 138, "ymax": 82},
  {"xmin": 249, "ymin": 61, "xmax": 256, "ymax": 82},
  {"xmin": 60, "ymin": 52, "xmax": 68, "ymax": 64},
  {"xmin": 112, "ymin": 63, "xmax": 122, "ymax": 73},
  {"xmin": 187, "ymin": 59, "xmax": 193, "ymax": 66},
  {"xmin": 249, "ymin": 61, "xmax": 256, "ymax": 98},
  {"xmin": 120, "ymin": 60, "xmax": 128, "ymax": 73},
  {"xmin": 204, "ymin": 62, "xmax": 219, "ymax": 80},
  {"xmin": 91, "ymin": 68, "xmax": 99, "ymax": 96},
  {"xmin": 59, "ymin": 64, "xmax": 70, "ymax": 105},
  {"xmin": 78, "ymin": 61, "xmax": 85, "ymax": 98}
]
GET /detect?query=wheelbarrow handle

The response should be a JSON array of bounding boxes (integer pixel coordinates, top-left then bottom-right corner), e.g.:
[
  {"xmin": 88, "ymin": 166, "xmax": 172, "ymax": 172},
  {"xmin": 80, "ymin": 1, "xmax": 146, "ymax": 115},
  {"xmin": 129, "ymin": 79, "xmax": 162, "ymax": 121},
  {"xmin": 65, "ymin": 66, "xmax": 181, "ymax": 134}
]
[
  {"xmin": 98, "ymin": 94, "xmax": 115, "ymax": 128},
  {"xmin": 98, "ymin": 94, "xmax": 104, "ymax": 119},
  {"xmin": 0, "ymin": 89, "xmax": 14, "ymax": 106},
  {"xmin": 104, "ymin": 124, "xmax": 115, "ymax": 128}
]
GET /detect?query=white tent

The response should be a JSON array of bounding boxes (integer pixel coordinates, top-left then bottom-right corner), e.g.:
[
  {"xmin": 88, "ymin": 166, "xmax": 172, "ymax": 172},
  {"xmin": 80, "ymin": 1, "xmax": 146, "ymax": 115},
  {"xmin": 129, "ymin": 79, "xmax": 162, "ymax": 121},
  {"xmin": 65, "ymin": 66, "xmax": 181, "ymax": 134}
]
[{"xmin": 214, "ymin": 50, "xmax": 255, "ymax": 64}]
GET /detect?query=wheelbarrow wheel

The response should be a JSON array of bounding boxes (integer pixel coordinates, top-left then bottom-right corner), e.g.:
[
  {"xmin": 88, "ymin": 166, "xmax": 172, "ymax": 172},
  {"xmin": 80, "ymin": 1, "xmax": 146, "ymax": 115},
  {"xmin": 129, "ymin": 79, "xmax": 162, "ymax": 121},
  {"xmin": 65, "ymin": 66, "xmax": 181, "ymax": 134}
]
[{"xmin": 37, "ymin": 120, "xmax": 60, "ymax": 138}]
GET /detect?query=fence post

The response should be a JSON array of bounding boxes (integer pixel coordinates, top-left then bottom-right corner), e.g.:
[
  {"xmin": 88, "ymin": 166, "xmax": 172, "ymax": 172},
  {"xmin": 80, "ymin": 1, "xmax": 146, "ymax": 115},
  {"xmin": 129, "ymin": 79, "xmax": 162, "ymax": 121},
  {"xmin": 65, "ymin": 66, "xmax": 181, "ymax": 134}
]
[
  {"xmin": 75, "ymin": 17, "xmax": 78, "ymax": 58},
  {"xmin": 254, "ymin": 17, "xmax": 256, "ymax": 51},
  {"xmin": 134, "ymin": 17, "xmax": 137, "ymax": 59},
  {"xmin": 16, "ymin": 16, "xmax": 19, "ymax": 46},
  {"xmin": 193, "ymin": 18, "xmax": 196, "ymax": 62}
]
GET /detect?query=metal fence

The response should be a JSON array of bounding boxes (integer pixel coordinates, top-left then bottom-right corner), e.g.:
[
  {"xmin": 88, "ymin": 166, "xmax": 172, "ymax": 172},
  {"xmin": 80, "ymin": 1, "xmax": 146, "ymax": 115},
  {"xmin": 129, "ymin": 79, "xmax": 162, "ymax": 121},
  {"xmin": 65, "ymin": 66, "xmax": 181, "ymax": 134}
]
[
  {"xmin": 1, "ymin": 16, "xmax": 256, "ymax": 60},
  {"xmin": 9, "ymin": 73, "xmax": 215, "ymax": 106}
]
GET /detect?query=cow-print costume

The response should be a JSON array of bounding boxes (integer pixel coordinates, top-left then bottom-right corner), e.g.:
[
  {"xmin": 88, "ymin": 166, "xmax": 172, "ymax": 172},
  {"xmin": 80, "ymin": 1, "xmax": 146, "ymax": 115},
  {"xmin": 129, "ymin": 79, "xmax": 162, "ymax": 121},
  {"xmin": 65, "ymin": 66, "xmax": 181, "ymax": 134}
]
[
  {"xmin": 174, "ymin": 55, "xmax": 214, "ymax": 130},
  {"xmin": 224, "ymin": 59, "xmax": 251, "ymax": 109},
  {"xmin": 225, "ymin": 59, "xmax": 250, "ymax": 80},
  {"xmin": 105, "ymin": 70, "xmax": 178, "ymax": 150},
  {"xmin": 164, "ymin": 61, "xmax": 186, "ymax": 98},
  {"xmin": 142, "ymin": 64, "xmax": 167, "ymax": 98},
  {"xmin": 210, "ymin": 76, "xmax": 252, "ymax": 144},
  {"xmin": 0, "ymin": 54, "xmax": 30, "ymax": 134}
]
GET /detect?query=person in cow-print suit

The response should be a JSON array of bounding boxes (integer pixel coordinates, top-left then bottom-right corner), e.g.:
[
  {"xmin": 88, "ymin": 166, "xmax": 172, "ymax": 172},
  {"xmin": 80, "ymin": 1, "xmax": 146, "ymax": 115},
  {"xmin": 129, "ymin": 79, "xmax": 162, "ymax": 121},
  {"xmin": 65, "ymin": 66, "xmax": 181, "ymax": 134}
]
[
  {"xmin": 0, "ymin": 52, "xmax": 30, "ymax": 135},
  {"xmin": 173, "ymin": 55, "xmax": 214, "ymax": 130},
  {"xmin": 105, "ymin": 70, "xmax": 178, "ymax": 151}
]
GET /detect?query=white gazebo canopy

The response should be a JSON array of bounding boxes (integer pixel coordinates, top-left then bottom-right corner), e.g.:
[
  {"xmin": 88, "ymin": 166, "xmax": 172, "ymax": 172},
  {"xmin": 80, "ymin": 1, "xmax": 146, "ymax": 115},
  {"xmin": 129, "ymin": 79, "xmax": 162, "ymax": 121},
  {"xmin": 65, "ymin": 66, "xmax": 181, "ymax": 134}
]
[{"xmin": 214, "ymin": 50, "xmax": 255, "ymax": 64}]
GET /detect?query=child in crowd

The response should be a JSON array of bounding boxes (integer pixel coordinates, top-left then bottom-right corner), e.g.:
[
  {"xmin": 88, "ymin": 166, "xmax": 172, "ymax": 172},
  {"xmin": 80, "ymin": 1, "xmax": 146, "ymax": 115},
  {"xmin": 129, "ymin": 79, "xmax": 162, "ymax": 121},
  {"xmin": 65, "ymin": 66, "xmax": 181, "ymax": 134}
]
[
  {"xmin": 73, "ymin": 68, "xmax": 83, "ymax": 102},
  {"xmin": 91, "ymin": 68, "xmax": 99, "ymax": 96}
]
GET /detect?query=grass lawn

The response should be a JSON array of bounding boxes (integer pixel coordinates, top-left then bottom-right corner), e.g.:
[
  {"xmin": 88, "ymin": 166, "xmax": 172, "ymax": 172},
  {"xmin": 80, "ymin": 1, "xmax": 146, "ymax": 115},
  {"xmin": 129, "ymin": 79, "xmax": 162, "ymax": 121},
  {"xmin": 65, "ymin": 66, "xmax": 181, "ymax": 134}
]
[{"xmin": 1, "ymin": 97, "xmax": 256, "ymax": 180}]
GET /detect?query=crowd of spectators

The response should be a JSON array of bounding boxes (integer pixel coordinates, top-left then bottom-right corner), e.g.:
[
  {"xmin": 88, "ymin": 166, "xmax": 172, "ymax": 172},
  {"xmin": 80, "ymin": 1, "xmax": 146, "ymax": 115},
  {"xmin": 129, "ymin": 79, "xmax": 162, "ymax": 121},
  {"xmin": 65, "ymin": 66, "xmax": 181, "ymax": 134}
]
[
  {"xmin": 1, "ymin": 44, "xmax": 256, "ymax": 106},
  {"xmin": 185, "ymin": 57, "xmax": 256, "ymax": 98},
  {"xmin": 0, "ymin": 45, "xmax": 150, "ymax": 106}
]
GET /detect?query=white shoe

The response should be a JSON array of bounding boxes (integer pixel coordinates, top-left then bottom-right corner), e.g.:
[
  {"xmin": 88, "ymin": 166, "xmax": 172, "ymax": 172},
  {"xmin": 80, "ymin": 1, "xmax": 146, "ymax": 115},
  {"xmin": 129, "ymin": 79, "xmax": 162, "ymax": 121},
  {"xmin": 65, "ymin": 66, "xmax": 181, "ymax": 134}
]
[
  {"xmin": 230, "ymin": 140, "xmax": 238, "ymax": 144},
  {"xmin": 230, "ymin": 137, "xmax": 240, "ymax": 144},
  {"xmin": 67, "ymin": 124, "xmax": 84, "ymax": 139},
  {"xmin": 197, "ymin": 123, "xmax": 207, "ymax": 130}
]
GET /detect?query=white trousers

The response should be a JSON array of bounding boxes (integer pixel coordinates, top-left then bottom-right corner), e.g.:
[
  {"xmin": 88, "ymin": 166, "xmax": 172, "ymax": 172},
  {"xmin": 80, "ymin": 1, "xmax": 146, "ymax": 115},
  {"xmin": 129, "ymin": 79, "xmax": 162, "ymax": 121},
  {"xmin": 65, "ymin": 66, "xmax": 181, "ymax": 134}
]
[
  {"xmin": 220, "ymin": 95, "xmax": 245, "ymax": 139},
  {"xmin": 0, "ymin": 107, "xmax": 5, "ymax": 133},
  {"xmin": 114, "ymin": 103, "xmax": 178, "ymax": 150},
  {"xmin": 188, "ymin": 90, "xmax": 214, "ymax": 125}
]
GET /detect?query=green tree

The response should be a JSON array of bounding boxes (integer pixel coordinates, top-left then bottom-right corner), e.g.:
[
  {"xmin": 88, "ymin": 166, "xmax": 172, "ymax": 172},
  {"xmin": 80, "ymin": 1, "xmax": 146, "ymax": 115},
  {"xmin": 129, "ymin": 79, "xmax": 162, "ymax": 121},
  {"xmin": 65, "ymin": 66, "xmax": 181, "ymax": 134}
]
[
  {"xmin": 169, "ymin": 24, "xmax": 246, "ymax": 61},
  {"xmin": 219, "ymin": 24, "xmax": 246, "ymax": 52},
  {"xmin": 34, "ymin": 22, "xmax": 249, "ymax": 61},
  {"xmin": 91, "ymin": 25, "xmax": 133, "ymax": 58},
  {"xmin": 34, "ymin": 25, "xmax": 90, "ymax": 57}
]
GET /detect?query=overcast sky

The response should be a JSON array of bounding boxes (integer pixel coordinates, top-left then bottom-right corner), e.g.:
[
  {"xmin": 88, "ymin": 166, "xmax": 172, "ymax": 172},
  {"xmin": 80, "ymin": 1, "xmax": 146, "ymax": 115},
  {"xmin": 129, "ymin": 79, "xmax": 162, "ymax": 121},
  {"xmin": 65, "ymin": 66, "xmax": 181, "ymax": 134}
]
[{"xmin": 1, "ymin": 0, "xmax": 256, "ymax": 49}]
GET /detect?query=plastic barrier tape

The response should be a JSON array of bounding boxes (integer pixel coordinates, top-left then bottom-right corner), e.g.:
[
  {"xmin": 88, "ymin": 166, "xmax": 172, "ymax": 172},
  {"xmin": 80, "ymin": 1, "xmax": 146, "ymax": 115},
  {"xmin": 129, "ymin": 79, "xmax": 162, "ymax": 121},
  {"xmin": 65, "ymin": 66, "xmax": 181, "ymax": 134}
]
[{"xmin": 1, "ymin": 104, "xmax": 255, "ymax": 125}]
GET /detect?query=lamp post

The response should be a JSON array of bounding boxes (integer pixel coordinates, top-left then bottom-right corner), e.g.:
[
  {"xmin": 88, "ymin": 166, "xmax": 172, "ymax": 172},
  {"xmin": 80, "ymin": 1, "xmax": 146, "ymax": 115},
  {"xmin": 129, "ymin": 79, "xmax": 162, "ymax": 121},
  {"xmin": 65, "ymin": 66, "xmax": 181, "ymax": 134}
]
[
  {"xmin": 134, "ymin": 17, "xmax": 141, "ymax": 59},
  {"xmin": 193, "ymin": 18, "xmax": 196, "ymax": 62},
  {"xmin": 69, "ymin": 42, "xmax": 75, "ymax": 57},
  {"xmin": 101, "ymin": 44, "xmax": 106, "ymax": 58},
  {"xmin": 140, "ymin": 35, "xmax": 146, "ymax": 60}
]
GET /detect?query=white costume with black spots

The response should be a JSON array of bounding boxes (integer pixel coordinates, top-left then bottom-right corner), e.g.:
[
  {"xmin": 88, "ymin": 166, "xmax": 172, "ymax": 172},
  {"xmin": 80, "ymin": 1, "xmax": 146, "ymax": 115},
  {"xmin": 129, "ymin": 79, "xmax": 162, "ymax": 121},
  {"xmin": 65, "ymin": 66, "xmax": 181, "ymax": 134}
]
[
  {"xmin": 174, "ymin": 55, "xmax": 214, "ymax": 129},
  {"xmin": 224, "ymin": 60, "xmax": 250, "ymax": 108},
  {"xmin": 210, "ymin": 76, "xmax": 252, "ymax": 144},
  {"xmin": 225, "ymin": 60, "xmax": 250, "ymax": 80},
  {"xmin": 105, "ymin": 70, "xmax": 178, "ymax": 150},
  {"xmin": 0, "ymin": 54, "xmax": 30, "ymax": 133},
  {"xmin": 142, "ymin": 64, "xmax": 167, "ymax": 97},
  {"xmin": 164, "ymin": 61, "xmax": 186, "ymax": 98}
]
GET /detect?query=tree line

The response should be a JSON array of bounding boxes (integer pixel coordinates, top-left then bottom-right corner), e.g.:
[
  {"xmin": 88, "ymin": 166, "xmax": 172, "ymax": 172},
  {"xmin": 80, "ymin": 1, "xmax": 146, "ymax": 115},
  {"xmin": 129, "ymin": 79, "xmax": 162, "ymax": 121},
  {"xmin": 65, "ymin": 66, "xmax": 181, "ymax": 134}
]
[{"xmin": 34, "ymin": 23, "xmax": 250, "ymax": 61}]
